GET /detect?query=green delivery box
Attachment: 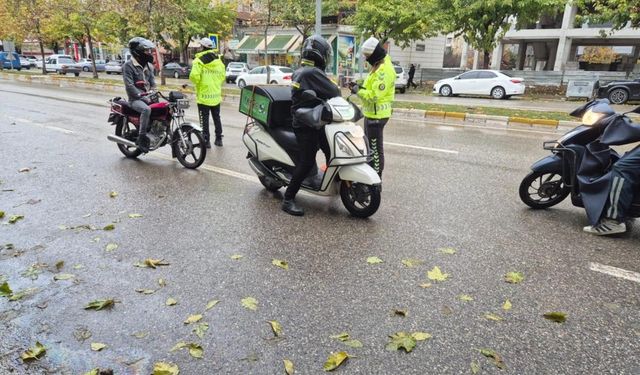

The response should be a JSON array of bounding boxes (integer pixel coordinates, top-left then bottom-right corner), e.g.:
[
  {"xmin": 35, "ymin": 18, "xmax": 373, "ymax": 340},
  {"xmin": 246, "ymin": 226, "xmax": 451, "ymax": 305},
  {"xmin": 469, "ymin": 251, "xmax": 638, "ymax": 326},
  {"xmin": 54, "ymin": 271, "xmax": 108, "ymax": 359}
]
[{"xmin": 239, "ymin": 85, "xmax": 293, "ymax": 128}]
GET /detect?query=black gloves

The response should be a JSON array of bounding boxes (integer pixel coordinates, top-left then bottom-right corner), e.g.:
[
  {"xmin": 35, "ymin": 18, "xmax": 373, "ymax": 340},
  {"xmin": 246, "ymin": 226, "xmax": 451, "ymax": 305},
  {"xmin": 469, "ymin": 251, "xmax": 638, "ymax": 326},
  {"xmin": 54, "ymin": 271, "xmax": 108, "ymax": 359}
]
[{"xmin": 348, "ymin": 81, "xmax": 359, "ymax": 94}]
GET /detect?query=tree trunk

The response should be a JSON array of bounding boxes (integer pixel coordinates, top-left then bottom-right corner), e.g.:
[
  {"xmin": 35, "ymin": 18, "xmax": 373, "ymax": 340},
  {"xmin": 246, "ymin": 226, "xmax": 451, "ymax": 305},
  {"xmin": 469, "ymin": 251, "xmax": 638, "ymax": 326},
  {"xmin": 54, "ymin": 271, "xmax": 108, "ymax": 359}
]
[
  {"xmin": 483, "ymin": 50, "xmax": 490, "ymax": 69},
  {"xmin": 265, "ymin": 0, "xmax": 271, "ymax": 84},
  {"xmin": 39, "ymin": 39, "xmax": 47, "ymax": 74},
  {"xmin": 86, "ymin": 27, "xmax": 98, "ymax": 79}
]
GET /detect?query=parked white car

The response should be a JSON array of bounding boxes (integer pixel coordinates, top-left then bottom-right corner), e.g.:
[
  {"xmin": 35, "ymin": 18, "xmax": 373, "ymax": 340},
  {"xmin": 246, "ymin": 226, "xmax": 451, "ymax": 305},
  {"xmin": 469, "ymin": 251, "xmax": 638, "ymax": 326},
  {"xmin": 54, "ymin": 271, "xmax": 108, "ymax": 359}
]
[
  {"xmin": 45, "ymin": 54, "xmax": 81, "ymax": 76},
  {"xmin": 433, "ymin": 70, "xmax": 525, "ymax": 99},
  {"xmin": 394, "ymin": 65, "xmax": 408, "ymax": 94},
  {"xmin": 104, "ymin": 60, "xmax": 123, "ymax": 75},
  {"xmin": 236, "ymin": 65, "xmax": 294, "ymax": 88},
  {"xmin": 226, "ymin": 62, "xmax": 249, "ymax": 83}
]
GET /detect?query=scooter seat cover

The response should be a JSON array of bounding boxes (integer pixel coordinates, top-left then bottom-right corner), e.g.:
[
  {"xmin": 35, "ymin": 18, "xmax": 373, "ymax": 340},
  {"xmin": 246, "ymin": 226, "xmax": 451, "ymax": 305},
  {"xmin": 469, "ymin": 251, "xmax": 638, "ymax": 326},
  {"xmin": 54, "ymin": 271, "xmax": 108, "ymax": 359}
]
[{"xmin": 268, "ymin": 128, "xmax": 299, "ymax": 156}]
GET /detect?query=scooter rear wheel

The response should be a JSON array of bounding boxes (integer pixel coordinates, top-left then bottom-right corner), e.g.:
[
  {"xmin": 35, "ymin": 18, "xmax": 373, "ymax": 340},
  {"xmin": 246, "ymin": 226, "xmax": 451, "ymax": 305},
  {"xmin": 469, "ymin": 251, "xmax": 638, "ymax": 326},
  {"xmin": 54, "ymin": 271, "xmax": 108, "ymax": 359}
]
[
  {"xmin": 340, "ymin": 181, "xmax": 381, "ymax": 218},
  {"xmin": 259, "ymin": 175, "xmax": 282, "ymax": 192},
  {"xmin": 519, "ymin": 171, "xmax": 570, "ymax": 209}
]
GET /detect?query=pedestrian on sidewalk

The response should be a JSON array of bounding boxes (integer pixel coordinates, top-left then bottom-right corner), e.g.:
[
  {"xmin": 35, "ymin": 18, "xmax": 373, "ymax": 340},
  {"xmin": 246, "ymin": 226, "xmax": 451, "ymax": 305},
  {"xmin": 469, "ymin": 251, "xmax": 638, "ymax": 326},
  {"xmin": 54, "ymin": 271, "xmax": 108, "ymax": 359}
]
[
  {"xmin": 349, "ymin": 36, "xmax": 395, "ymax": 178},
  {"xmin": 189, "ymin": 37, "xmax": 226, "ymax": 148},
  {"xmin": 407, "ymin": 63, "xmax": 418, "ymax": 89}
]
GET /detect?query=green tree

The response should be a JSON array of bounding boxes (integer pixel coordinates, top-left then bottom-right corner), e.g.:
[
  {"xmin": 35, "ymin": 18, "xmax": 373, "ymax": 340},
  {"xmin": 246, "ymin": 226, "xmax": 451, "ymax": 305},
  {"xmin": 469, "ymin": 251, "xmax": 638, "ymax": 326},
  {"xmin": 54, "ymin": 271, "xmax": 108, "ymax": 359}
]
[
  {"xmin": 349, "ymin": 0, "xmax": 439, "ymax": 48},
  {"xmin": 574, "ymin": 0, "xmax": 640, "ymax": 30},
  {"xmin": 437, "ymin": 0, "xmax": 564, "ymax": 68},
  {"xmin": 272, "ymin": 0, "xmax": 341, "ymax": 40}
]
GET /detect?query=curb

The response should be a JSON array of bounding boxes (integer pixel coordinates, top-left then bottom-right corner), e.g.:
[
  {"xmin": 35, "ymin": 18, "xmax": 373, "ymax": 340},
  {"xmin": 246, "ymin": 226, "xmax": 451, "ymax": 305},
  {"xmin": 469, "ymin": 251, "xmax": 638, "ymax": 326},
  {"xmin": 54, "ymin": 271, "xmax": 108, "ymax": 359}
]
[{"xmin": 2, "ymin": 72, "xmax": 579, "ymax": 133}]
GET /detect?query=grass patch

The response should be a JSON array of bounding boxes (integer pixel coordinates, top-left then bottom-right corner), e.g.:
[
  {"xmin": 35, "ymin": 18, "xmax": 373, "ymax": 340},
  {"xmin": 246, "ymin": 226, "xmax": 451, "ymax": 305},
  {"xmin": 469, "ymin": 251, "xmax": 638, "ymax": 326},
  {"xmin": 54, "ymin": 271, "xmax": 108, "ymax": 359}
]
[{"xmin": 392, "ymin": 101, "xmax": 573, "ymax": 121}]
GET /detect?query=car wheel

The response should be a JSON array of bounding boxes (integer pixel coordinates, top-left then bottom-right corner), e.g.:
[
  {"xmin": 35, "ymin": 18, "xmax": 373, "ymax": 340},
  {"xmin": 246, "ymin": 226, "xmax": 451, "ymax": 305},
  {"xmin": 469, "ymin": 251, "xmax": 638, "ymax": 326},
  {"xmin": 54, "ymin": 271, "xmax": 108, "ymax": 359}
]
[
  {"xmin": 439, "ymin": 85, "xmax": 452, "ymax": 97},
  {"xmin": 270, "ymin": 80, "xmax": 278, "ymax": 84},
  {"xmin": 238, "ymin": 79, "xmax": 246, "ymax": 88},
  {"xmin": 83, "ymin": 66, "xmax": 89, "ymax": 72},
  {"xmin": 106, "ymin": 71, "xmax": 111, "ymax": 75},
  {"xmin": 399, "ymin": 87, "xmax": 406, "ymax": 94},
  {"xmin": 608, "ymin": 88, "xmax": 629, "ymax": 105},
  {"xmin": 174, "ymin": 71, "xmax": 180, "ymax": 79},
  {"xmin": 491, "ymin": 86, "xmax": 506, "ymax": 99},
  {"xmin": 74, "ymin": 72, "xmax": 80, "ymax": 77}
]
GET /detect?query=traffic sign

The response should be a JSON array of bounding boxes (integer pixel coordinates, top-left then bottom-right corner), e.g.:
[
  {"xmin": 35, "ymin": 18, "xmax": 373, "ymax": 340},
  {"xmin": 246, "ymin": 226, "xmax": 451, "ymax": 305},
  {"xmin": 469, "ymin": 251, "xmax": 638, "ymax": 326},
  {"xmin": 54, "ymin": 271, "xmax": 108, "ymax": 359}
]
[{"xmin": 208, "ymin": 34, "xmax": 219, "ymax": 53}]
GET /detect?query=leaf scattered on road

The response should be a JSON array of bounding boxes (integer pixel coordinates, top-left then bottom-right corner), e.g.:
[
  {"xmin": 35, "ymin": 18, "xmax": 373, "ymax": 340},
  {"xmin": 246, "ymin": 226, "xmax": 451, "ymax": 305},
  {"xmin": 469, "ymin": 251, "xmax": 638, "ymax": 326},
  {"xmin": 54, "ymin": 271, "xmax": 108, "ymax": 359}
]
[
  {"xmin": 401, "ymin": 258, "xmax": 423, "ymax": 268},
  {"xmin": 230, "ymin": 254, "xmax": 243, "ymax": 260},
  {"xmin": 170, "ymin": 342, "xmax": 187, "ymax": 352},
  {"xmin": 439, "ymin": 247, "xmax": 457, "ymax": 255},
  {"xmin": 53, "ymin": 273, "xmax": 75, "ymax": 281},
  {"xmin": 479, "ymin": 348, "xmax": 506, "ymax": 369},
  {"xmin": 484, "ymin": 313, "xmax": 504, "ymax": 321},
  {"xmin": 323, "ymin": 351, "xmax": 350, "ymax": 371},
  {"xmin": 393, "ymin": 309, "xmax": 408, "ymax": 317},
  {"xmin": 427, "ymin": 266, "xmax": 449, "ymax": 282},
  {"xmin": 109, "ymin": 191, "xmax": 118, "ymax": 198},
  {"xmin": 543, "ymin": 311, "xmax": 567, "ymax": 323},
  {"xmin": 0, "ymin": 211, "xmax": 4, "ymax": 219},
  {"xmin": 268, "ymin": 320, "xmax": 283, "ymax": 337},
  {"xmin": 105, "ymin": 243, "xmax": 118, "ymax": 252},
  {"xmin": 366, "ymin": 256, "xmax": 383, "ymax": 264},
  {"xmin": 166, "ymin": 298, "xmax": 178, "ymax": 306},
  {"xmin": 152, "ymin": 362, "xmax": 179, "ymax": 375},
  {"xmin": 503, "ymin": 299, "xmax": 512, "ymax": 311},
  {"xmin": 8, "ymin": 215, "xmax": 24, "ymax": 224},
  {"xmin": 188, "ymin": 343, "xmax": 203, "ymax": 359},
  {"xmin": 134, "ymin": 258, "xmax": 170, "ymax": 269},
  {"xmin": 193, "ymin": 323, "xmax": 209, "ymax": 339},
  {"xmin": 84, "ymin": 299, "xmax": 115, "ymax": 311},
  {"xmin": 205, "ymin": 299, "xmax": 220, "ymax": 311},
  {"xmin": 0, "ymin": 281, "xmax": 13, "ymax": 297},
  {"xmin": 132, "ymin": 331, "xmax": 149, "ymax": 339},
  {"xmin": 21, "ymin": 342, "xmax": 46, "ymax": 361},
  {"xmin": 386, "ymin": 332, "xmax": 416, "ymax": 353},
  {"xmin": 330, "ymin": 332, "xmax": 363, "ymax": 348},
  {"xmin": 21, "ymin": 263, "xmax": 46, "ymax": 280},
  {"xmin": 158, "ymin": 278, "xmax": 166, "ymax": 287},
  {"xmin": 419, "ymin": 283, "xmax": 432, "ymax": 288},
  {"xmin": 505, "ymin": 271, "xmax": 524, "ymax": 284},
  {"xmin": 19, "ymin": 167, "xmax": 31, "ymax": 173},
  {"xmin": 242, "ymin": 297, "xmax": 258, "ymax": 311},
  {"xmin": 135, "ymin": 288, "xmax": 155, "ymax": 295},
  {"xmin": 102, "ymin": 224, "xmax": 115, "ymax": 231},
  {"xmin": 471, "ymin": 359, "xmax": 481, "ymax": 374},
  {"xmin": 90, "ymin": 342, "xmax": 107, "ymax": 351},
  {"xmin": 128, "ymin": 213, "xmax": 143, "ymax": 218},
  {"xmin": 184, "ymin": 314, "xmax": 203, "ymax": 324},
  {"xmin": 8, "ymin": 288, "xmax": 38, "ymax": 301},
  {"xmin": 272, "ymin": 259, "xmax": 289, "ymax": 270},
  {"xmin": 284, "ymin": 359, "xmax": 294, "ymax": 375},
  {"xmin": 55, "ymin": 261, "xmax": 64, "ymax": 271},
  {"xmin": 411, "ymin": 332, "xmax": 432, "ymax": 341},
  {"xmin": 458, "ymin": 294, "xmax": 474, "ymax": 302}
]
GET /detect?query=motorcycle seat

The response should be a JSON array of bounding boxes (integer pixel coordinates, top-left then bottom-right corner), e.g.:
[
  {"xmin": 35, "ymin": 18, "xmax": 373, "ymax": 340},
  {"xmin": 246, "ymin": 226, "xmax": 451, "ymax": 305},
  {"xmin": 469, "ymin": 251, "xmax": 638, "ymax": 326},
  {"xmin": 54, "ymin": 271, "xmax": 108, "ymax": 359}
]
[
  {"xmin": 267, "ymin": 127, "xmax": 299, "ymax": 156},
  {"xmin": 113, "ymin": 98, "xmax": 168, "ymax": 117}
]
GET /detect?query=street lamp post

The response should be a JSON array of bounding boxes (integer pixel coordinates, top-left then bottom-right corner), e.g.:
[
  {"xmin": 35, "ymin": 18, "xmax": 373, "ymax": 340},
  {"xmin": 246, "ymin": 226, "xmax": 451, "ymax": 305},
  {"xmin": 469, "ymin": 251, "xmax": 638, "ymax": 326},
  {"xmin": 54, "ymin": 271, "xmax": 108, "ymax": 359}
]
[{"xmin": 315, "ymin": 0, "xmax": 321, "ymax": 35}]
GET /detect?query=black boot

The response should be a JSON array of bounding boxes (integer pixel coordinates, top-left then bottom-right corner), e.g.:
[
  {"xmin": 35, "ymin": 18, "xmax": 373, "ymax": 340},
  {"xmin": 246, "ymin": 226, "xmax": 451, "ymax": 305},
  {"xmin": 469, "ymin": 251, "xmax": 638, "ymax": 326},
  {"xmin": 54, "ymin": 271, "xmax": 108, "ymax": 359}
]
[
  {"xmin": 136, "ymin": 134, "xmax": 149, "ymax": 153},
  {"xmin": 282, "ymin": 198, "xmax": 304, "ymax": 216},
  {"xmin": 214, "ymin": 136, "xmax": 223, "ymax": 147}
]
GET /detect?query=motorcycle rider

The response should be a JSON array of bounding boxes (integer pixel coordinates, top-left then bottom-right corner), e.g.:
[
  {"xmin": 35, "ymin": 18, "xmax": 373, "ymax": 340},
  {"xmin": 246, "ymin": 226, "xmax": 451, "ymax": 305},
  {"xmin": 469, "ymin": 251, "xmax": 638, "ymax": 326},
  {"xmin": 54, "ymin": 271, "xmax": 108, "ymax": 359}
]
[
  {"xmin": 189, "ymin": 37, "xmax": 226, "ymax": 148},
  {"xmin": 282, "ymin": 35, "xmax": 341, "ymax": 216},
  {"xmin": 122, "ymin": 37, "xmax": 157, "ymax": 152},
  {"xmin": 349, "ymin": 36, "xmax": 395, "ymax": 177}
]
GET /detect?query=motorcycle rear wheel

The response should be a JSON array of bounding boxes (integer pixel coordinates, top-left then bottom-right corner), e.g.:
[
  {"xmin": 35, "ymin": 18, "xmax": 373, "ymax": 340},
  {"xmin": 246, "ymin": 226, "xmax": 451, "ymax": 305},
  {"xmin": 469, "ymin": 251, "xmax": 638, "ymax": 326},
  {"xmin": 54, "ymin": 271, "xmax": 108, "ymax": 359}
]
[
  {"xmin": 174, "ymin": 127, "xmax": 206, "ymax": 169},
  {"xmin": 340, "ymin": 181, "xmax": 381, "ymax": 218},
  {"xmin": 115, "ymin": 120, "xmax": 142, "ymax": 158},
  {"xmin": 519, "ymin": 171, "xmax": 570, "ymax": 209}
]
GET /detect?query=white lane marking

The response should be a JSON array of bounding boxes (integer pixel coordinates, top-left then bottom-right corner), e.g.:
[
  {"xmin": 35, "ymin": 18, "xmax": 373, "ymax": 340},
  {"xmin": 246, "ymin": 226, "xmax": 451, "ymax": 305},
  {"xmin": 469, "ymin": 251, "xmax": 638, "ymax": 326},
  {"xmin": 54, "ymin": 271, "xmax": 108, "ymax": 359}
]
[
  {"xmin": 45, "ymin": 125, "xmax": 75, "ymax": 134},
  {"xmin": 7, "ymin": 116, "xmax": 75, "ymax": 134},
  {"xmin": 589, "ymin": 262, "xmax": 640, "ymax": 284},
  {"xmin": 385, "ymin": 141, "xmax": 459, "ymax": 155},
  {"xmin": 152, "ymin": 153, "xmax": 259, "ymax": 183}
]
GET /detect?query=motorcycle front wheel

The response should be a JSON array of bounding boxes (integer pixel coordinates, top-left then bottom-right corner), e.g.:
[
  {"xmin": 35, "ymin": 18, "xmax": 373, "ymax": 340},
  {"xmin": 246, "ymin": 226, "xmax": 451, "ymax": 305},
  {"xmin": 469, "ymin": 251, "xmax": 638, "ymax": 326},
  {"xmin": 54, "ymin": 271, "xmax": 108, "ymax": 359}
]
[
  {"xmin": 173, "ymin": 126, "xmax": 206, "ymax": 169},
  {"xmin": 115, "ymin": 120, "xmax": 142, "ymax": 158},
  {"xmin": 519, "ymin": 171, "xmax": 570, "ymax": 209},
  {"xmin": 340, "ymin": 181, "xmax": 381, "ymax": 218}
]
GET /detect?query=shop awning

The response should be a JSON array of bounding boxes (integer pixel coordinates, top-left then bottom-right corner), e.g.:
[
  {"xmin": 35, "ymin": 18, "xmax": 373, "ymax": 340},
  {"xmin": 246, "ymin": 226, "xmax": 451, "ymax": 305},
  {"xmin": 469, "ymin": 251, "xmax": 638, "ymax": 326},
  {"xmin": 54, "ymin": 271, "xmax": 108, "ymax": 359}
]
[
  {"xmin": 234, "ymin": 35, "xmax": 265, "ymax": 54},
  {"xmin": 266, "ymin": 34, "xmax": 299, "ymax": 54}
]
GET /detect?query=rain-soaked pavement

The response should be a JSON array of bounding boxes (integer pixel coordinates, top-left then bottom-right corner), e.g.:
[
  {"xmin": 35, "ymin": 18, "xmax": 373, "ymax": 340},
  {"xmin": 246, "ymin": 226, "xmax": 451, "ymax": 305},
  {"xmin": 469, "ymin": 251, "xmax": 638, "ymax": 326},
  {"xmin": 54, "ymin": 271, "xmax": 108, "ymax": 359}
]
[{"xmin": 0, "ymin": 81, "xmax": 639, "ymax": 374}]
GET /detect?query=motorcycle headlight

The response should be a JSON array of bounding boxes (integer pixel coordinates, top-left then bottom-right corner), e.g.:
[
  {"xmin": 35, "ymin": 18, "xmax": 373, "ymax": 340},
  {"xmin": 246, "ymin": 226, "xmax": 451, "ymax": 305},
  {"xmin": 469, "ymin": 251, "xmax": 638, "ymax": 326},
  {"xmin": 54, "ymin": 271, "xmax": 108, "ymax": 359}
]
[{"xmin": 581, "ymin": 110, "xmax": 606, "ymax": 126}]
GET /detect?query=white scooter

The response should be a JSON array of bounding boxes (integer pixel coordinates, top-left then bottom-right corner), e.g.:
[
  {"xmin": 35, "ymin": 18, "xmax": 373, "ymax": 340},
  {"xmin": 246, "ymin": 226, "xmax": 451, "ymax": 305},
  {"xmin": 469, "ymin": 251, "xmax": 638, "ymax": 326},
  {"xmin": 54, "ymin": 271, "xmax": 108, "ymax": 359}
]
[{"xmin": 241, "ymin": 86, "xmax": 382, "ymax": 218}]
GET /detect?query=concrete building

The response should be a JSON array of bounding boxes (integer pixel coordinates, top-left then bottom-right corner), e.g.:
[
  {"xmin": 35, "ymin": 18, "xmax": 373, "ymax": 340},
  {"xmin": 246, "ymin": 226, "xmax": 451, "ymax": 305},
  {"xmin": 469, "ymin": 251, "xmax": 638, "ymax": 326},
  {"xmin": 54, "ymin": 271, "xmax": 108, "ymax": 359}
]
[
  {"xmin": 488, "ymin": 3, "xmax": 640, "ymax": 72},
  {"xmin": 385, "ymin": 37, "xmax": 447, "ymax": 71}
]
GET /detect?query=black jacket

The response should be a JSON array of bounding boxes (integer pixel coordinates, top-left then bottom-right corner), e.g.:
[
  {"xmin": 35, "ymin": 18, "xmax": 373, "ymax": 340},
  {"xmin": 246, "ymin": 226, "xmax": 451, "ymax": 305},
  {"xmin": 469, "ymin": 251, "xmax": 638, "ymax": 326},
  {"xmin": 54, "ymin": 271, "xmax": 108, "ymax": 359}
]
[
  {"xmin": 122, "ymin": 58, "xmax": 156, "ymax": 102},
  {"xmin": 291, "ymin": 65, "xmax": 341, "ymax": 128}
]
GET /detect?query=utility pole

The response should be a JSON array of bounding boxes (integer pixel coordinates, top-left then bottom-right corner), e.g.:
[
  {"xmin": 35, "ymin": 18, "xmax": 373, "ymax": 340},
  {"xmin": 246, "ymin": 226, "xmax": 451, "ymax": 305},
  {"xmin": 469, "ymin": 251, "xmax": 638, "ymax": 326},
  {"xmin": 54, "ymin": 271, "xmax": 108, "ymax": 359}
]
[{"xmin": 315, "ymin": 0, "xmax": 321, "ymax": 35}]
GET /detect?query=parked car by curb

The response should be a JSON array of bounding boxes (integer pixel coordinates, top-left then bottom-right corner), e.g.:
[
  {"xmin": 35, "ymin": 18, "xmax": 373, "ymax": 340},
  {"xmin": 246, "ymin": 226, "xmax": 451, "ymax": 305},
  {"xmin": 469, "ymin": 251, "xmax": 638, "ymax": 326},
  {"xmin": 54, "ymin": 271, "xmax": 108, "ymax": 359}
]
[
  {"xmin": 105, "ymin": 60, "xmax": 123, "ymax": 75},
  {"xmin": 236, "ymin": 65, "xmax": 294, "ymax": 88},
  {"xmin": 75, "ymin": 58, "xmax": 106, "ymax": 72},
  {"xmin": 226, "ymin": 62, "xmax": 249, "ymax": 83},
  {"xmin": 0, "ymin": 52, "xmax": 22, "ymax": 70},
  {"xmin": 597, "ymin": 78, "xmax": 640, "ymax": 104},
  {"xmin": 162, "ymin": 62, "xmax": 191, "ymax": 79},
  {"xmin": 433, "ymin": 69, "xmax": 525, "ymax": 99},
  {"xmin": 394, "ymin": 65, "xmax": 408, "ymax": 94},
  {"xmin": 45, "ymin": 55, "xmax": 81, "ymax": 76}
]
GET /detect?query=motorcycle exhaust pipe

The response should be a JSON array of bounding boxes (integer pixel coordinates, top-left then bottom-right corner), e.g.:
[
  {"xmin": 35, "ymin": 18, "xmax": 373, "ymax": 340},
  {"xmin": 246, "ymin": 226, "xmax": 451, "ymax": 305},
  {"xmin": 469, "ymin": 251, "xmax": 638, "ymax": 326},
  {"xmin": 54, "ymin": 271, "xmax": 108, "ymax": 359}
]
[{"xmin": 107, "ymin": 134, "xmax": 136, "ymax": 148}]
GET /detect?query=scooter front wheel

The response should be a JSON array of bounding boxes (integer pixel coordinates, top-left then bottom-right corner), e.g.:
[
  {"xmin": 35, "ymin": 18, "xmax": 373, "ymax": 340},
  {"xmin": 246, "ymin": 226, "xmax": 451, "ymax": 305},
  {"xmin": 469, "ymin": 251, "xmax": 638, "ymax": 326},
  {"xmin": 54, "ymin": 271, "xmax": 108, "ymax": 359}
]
[
  {"xmin": 519, "ymin": 171, "xmax": 570, "ymax": 209},
  {"xmin": 340, "ymin": 181, "xmax": 381, "ymax": 218}
]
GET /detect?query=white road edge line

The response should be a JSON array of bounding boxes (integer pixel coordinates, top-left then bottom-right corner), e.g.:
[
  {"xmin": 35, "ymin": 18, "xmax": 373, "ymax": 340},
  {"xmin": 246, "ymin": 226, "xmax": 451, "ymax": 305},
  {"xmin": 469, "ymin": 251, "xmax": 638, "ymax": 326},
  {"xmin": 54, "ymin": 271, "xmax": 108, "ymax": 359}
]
[
  {"xmin": 152, "ymin": 153, "xmax": 259, "ymax": 183},
  {"xmin": 589, "ymin": 262, "xmax": 640, "ymax": 284},
  {"xmin": 385, "ymin": 141, "xmax": 459, "ymax": 154}
]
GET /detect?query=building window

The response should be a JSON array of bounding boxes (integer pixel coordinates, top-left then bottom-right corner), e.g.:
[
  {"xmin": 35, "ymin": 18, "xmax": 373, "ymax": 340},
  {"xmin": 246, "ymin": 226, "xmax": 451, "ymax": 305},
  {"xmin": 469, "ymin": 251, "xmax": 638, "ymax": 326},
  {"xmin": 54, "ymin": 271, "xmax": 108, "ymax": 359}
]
[{"xmin": 416, "ymin": 44, "xmax": 425, "ymax": 52}]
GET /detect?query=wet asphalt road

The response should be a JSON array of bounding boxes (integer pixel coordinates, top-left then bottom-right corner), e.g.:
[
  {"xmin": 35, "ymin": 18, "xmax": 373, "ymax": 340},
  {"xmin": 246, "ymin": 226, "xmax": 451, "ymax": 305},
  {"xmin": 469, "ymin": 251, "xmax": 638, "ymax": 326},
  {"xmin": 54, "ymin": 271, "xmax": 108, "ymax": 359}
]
[{"xmin": 0, "ymin": 81, "xmax": 639, "ymax": 375}]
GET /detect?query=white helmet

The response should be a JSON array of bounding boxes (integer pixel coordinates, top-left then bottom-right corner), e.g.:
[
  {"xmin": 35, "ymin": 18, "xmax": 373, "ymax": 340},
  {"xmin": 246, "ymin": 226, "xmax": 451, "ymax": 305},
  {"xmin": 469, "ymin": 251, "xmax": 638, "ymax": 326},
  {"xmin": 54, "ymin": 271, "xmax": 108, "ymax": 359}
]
[
  {"xmin": 361, "ymin": 36, "xmax": 386, "ymax": 65},
  {"xmin": 200, "ymin": 37, "xmax": 214, "ymax": 49}
]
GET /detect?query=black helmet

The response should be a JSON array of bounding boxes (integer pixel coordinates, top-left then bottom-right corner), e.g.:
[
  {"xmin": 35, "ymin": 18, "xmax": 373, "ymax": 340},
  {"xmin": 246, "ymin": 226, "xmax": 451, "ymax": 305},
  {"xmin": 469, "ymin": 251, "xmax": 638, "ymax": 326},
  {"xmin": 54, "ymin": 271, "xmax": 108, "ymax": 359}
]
[
  {"xmin": 129, "ymin": 37, "xmax": 155, "ymax": 65},
  {"xmin": 301, "ymin": 35, "xmax": 332, "ymax": 70}
]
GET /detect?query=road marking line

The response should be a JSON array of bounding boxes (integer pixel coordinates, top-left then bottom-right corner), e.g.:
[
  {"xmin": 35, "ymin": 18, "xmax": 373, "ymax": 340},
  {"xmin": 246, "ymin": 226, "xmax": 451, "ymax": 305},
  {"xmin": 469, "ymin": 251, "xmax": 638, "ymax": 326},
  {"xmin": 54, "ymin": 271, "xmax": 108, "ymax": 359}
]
[
  {"xmin": 589, "ymin": 262, "xmax": 640, "ymax": 284},
  {"xmin": 385, "ymin": 141, "xmax": 459, "ymax": 154},
  {"xmin": 7, "ymin": 116, "xmax": 75, "ymax": 135},
  {"xmin": 45, "ymin": 125, "xmax": 75, "ymax": 134},
  {"xmin": 152, "ymin": 153, "xmax": 259, "ymax": 183}
]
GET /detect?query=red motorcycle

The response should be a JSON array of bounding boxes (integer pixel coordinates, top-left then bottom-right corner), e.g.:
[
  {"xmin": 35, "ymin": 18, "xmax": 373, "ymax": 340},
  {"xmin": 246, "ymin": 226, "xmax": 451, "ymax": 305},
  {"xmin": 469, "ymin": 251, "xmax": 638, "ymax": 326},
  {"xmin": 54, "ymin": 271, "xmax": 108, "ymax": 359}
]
[{"xmin": 107, "ymin": 88, "xmax": 206, "ymax": 169}]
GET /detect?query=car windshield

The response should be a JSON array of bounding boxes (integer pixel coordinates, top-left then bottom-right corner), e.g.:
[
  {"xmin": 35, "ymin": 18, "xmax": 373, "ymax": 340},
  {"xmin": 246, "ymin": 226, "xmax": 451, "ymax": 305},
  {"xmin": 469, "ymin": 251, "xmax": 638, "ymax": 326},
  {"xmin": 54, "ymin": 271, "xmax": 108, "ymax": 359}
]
[
  {"xmin": 279, "ymin": 67, "xmax": 293, "ymax": 73},
  {"xmin": 394, "ymin": 66, "xmax": 402, "ymax": 74},
  {"xmin": 229, "ymin": 63, "xmax": 244, "ymax": 68}
]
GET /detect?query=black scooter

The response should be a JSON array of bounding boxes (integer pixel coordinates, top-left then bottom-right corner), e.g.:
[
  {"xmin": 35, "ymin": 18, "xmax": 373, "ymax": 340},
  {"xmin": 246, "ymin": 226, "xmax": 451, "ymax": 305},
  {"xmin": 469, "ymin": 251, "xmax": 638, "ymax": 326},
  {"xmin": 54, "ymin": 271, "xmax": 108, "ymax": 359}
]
[{"xmin": 519, "ymin": 99, "xmax": 640, "ymax": 218}]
